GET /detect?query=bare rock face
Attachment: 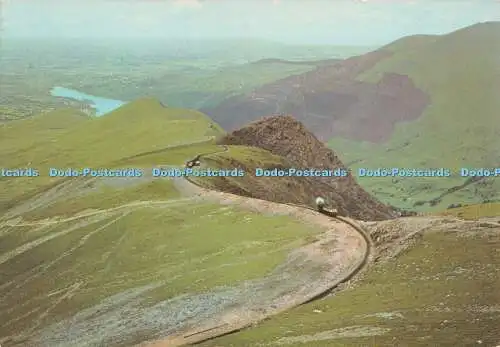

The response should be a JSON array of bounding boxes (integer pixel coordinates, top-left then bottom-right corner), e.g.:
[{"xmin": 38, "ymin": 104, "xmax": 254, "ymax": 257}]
[
  {"xmin": 203, "ymin": 50, "xmax": 429, "ymax": 143},
  {"xmin": 218, "ymin": 115, "xmax": 399, "ymax": 221}
]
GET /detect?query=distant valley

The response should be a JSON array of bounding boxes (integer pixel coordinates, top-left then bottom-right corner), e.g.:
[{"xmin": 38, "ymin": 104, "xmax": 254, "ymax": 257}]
[
  {"xmin": 0, "ymin": 38, "xmax": 371, "ymax": 121},
  {"xmin": 203, "ymin": 22, "xmax": 500, "ymax": 212},
  {"xmin": 3, "ymin": 26, "xmax": 499, "ymax": 213}
]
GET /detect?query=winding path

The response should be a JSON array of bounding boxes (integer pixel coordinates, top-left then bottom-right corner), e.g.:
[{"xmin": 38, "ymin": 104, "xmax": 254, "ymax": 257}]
[
  {"xmin": 144, "ymin": 144, "xmax": 375, "ymax": 346},
  {"xmin": 0, "ymin": 143, "xmax": 375, "ymax": 347}
]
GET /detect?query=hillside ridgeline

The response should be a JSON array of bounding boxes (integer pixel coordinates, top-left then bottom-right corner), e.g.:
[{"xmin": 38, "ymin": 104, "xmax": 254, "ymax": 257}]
[{"xmin": 214, "ymin": 115, "xmax": 399, "ymax": 221}]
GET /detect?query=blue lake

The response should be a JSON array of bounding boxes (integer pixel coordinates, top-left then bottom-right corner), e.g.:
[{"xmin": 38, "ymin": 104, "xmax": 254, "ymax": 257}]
[{"xmin": 50, "ymin": 86, "xmax": 126, "ymax": 116}]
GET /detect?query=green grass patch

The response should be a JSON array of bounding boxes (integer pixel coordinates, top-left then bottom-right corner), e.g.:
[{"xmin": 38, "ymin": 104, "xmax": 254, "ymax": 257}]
[
  {"xmin": 21, "ymin": 179, "xmax": 181, "ymax": 221},
  {"xmin": 213, "ymin": 145, "xmax": 288, "ymax": 165},
  {"xmin": 200, "ymin": 231, "xmax": 500, "ymax": 346},
  {"xmin": 0, "ymin": 201, "xmax": 320, "ymax": 341},
  {"xmin": 440, "ymin": 202, "xmax": 500, "ymax": 220},
  {"xmin": 114, "ymin": 141, "xmax": 222, "ymax": 168},
  {"xmin": 0, "ymin": 99, "xmax": 223, "ymax": 209},
  {"xmin": 187, "ymin": 145, "xmax": 292, "ymax": 193},
  {"xmin": 0, "ymin": 108, "xmax": 90, "ymax": 159},
  {"xmin": 328, "ymin": 24, "xmax": 500, "ymax": 212}
]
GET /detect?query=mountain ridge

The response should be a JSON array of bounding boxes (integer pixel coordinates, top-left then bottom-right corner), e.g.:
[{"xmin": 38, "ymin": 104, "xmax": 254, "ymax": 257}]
[
  {"xmin": 216, "ymin": 115, "xmax": 399, "ymax": 221},
  {"xmin": 203, "ymin": 22, "xmax": 500, "ymax": 211},
  {"xmin": 201, "ymin": 48, "xmax": 429, "ymax": 143}
]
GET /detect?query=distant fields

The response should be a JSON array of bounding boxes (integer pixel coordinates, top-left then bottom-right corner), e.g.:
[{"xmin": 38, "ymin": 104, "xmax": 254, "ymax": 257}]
[{"xmin": 0, "ymin": 38, "xmax": 371, "ymax": 120}]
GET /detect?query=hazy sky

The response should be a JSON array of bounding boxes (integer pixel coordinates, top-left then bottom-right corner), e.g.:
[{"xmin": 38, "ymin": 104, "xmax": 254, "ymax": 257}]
[{"xmin": 2, "ymin": 0, "xmax": 500, "ymax": 45}]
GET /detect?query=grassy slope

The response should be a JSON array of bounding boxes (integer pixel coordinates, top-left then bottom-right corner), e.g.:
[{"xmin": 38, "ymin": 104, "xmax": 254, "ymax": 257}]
[
  {"xmin": 440, "ymin": 202, "xmax": 500, "ymax": 220},
  {"xmin": 1, "ymin": 102, "xmax": 328, "ymax": 345},
  {"xmin": 0, "ymin": 98, "xmax": 223, "ymax": 210},
  {"xmin": 187, "ymin": 145, "xmax": 293, "ymax": 192},
  {"xmin": 200, "ymin": 231, "xmax": 500, "ymax": 347},
  {"xmin": 329, "ymin": 23, "xmax": 500, "ymax": 212},
  {"xmin": 0, "ymin": 108, "xmax": 91, "ymax": 157},
  {"xmin": 0, "ymin": 201, "xmax": 320, "ymax": 345}
]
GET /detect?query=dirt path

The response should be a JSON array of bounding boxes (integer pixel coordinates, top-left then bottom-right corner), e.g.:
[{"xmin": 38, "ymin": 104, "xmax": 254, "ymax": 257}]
[
  {"xmin": 1, "ymin": 198, "xmax": 195, "ymax": 228},
  {"xmin": 140, "ymin": 148, "xmax": 374, "ymax": 346},
  {"xmin": 0, "ymin": 145, "xmax": 374, "ymax": 347}
]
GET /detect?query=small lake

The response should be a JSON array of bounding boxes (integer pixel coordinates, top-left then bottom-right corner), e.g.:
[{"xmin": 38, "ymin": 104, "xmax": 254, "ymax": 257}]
[{"xmin": 50, "ymin": 87, "xmax": 126, "ymax": 116}]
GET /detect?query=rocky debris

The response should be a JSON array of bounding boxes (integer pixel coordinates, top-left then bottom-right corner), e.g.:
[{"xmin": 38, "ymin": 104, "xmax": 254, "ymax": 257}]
[{"xmin": 217, "ymin": 115, "xmax": 398, "ymax": 221}]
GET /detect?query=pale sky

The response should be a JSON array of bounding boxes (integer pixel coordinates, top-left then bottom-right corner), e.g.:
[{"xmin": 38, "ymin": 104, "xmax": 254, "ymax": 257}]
[{"xmin": 2, "ymin": 0, "xmax": 500, "ymax": 45}]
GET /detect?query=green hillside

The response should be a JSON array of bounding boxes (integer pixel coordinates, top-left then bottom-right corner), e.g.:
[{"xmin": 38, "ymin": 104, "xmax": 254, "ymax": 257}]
[
  {"xmin": 1, "ymin": 93, "xmax": 498, "ymax": 347},
  {"xmin": 0, "ymin": 197, "xmax": 320, "ymax": 346},
  {"xmin": 0, "ymin": 98, "xmax": 224, "ymax": 210},
  {"xmin": 0, "ymin": 108, "xmax": 90, "ymax": 156},
  {"xmin": 440, "ymin": 202, "xmax": 500, "ymax": 220},
  {"xmin": 329, "ymin": 22, "xmax": 500, "ymax": 211},
  {"xmin": 0, "ymin": 100, "xmax": 329, "ymax": 346},
  {"xmin": 380, "ymin": 34, "xmax": 439, "ymax": 53},
  {"xmin": 200, "ymin": 229, "xmax": 500, "ymax": 347}
]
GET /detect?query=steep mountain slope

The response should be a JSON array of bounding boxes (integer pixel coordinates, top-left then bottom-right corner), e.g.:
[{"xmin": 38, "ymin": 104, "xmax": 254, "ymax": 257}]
[
  {"xmin": 342, "ymin": 21, "xmax": 500, "ymax": 210},
  {"xmin": 214, "ymin": 115, "xmax": 399, "ymax": 221},
  {"xmin": 356, "ymin": 22, "xmax": 499, "ymax": 166},
  {"xmin": 204, "ymin": 22, "xmax": 500, "ymax": 212},
  {"xmin": 0, "ymin": 100, "xmax": 366, "ymax": 347},
  {"xmin": 0, "ymin": 178, "xmax": 324, "ymax": 347},
  {"xmin": 202, "ymin": 49, "xmax": 429, "ymax": 143}
]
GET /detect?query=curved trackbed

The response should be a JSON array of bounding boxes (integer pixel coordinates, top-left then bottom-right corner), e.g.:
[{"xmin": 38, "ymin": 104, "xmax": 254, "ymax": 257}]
[{"xmin": 143, "ymin": 145, "xmax": 375, "ymax": 346}]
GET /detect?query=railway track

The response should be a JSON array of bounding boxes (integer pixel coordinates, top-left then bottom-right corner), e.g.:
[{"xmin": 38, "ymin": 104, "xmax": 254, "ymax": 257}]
[
  {"xmin": 1, "ymin": 142, "xmax": 375, "ymax": 347},
  {"xmin": 176, "ymin": 144, "xmax": 375, "ymax": 345}
]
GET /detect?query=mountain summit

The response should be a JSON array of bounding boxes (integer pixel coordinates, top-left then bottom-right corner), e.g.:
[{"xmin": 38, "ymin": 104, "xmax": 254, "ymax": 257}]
[{"xmin": 218, "ymin": 115, "xmax": 398, "ymax": 221}]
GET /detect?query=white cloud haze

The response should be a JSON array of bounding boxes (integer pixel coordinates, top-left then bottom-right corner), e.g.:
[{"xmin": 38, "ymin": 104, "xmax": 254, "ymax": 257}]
[{"xmin": 3, "ymin": 0, "xmax": 500, "ymax": 45}]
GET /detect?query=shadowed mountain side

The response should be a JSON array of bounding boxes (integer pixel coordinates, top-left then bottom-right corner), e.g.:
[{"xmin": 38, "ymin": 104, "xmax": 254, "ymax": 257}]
[
  {"xmin": 215, "ymin": 116, "xmax": 398, "ymax": 221},
  {"xmin": 203, "ymin": 50, "xmax": 430, "ymax": 143}
]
